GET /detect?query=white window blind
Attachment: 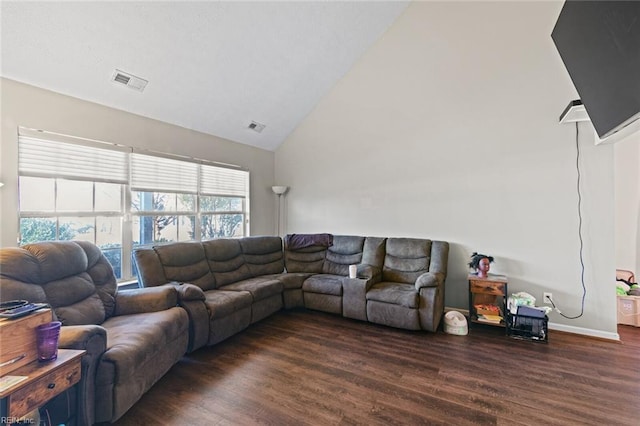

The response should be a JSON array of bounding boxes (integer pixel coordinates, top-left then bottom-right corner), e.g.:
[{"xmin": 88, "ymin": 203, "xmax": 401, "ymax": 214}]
[
  {"xmin": 131, "ymin": 153, "xmax": 199, "ymax": 193},
  {"xmin": 19, "ymin": 136, "xmax": 129, "ymax": 184},
  {"xmin": 200, "ymin": 164, "xmax": 248, "ymax": 197}
]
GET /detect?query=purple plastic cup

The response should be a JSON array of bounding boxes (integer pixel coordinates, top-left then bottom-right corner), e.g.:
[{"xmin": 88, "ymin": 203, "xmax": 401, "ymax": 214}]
[{"xmin": 36, "ymin": 321, "xmax": 61, "ymax": 361}]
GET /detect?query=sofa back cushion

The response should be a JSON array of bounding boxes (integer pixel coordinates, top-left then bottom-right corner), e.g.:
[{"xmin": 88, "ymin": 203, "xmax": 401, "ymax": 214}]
[
  {"xmin": 284, "ymin": 245, "xmax": 326, "ymax": 273},
  {"xmin": 362, "ymin": 237, "xmax": 387, "ymax": 269},
  {"xmin": 240, "ymin": 236, "xmax": 284, "ymax": 276},
  {"xmin": 382, "ymin": 238, "xmax": 432, "ymax": 284},
  {"xmin": 133, "ymin": 248, "xmax": 168, "ymax": 288},
  {"xmin": 203, "ymin": 239, "xmax": 252, "ymax": 287},
  {"xmin": 429, "ymin": 241, "xmax": 449, "ymax": 277},
  {"xmin": 322, "ymin": 235, "xmax": 365, "ymax": 275},
  {"xmin": 153, "ymin": 242, "xmax": 216, "ymax": 291},
  {"xmin": 0, "ymin": 248, "xmax": 46, "ymax": 303},
  {"xmin": 0, "ymin": 241, "xmax": 117, "ymax": 325}
]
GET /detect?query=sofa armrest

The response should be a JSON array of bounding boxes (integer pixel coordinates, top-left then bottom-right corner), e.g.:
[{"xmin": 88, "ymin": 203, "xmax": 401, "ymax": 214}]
[
  {"xmin": 58, "ymin": 325, "xmax": 107, "ymax": 426},
  {"xmin": 175, "ymin": 283, "xmax": 206, "ymax": 302},
  {"xmin": 59, "ymin": 324, "xmax": 107, "ymax": 351},
  {"xmin": 356, "ymin": 264, "xmax": 381, "ymax": 281},
  {"xmin": 161, "ymin": 281, "xmax": 206, "ymax": 302},
  {"xmin": 342, "ymin": 278, "xmax": 371, "ymax": 321},
  {"xmin": 416, "ymin": 271, "xmax": 446, "ymax": 332},
  {"xmin": 415, "ymin": 272, "xmax": 444, "ymax": 290},
  {"xmin": 114, "ymin": 286, "xmax": 178, "ymax": 316},
  {"xmin": 164, "ymin": 283, "xmax": 208, "ymax": 352},
  {"xmin": 342, "ymin": 265, "xmax": 380, "ymax": 322}
]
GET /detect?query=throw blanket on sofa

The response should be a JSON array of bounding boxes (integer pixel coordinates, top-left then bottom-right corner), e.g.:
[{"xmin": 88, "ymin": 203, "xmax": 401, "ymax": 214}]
[{"xmin": 285, "ymin": 233, "xmax": 333, "ymax": 250}]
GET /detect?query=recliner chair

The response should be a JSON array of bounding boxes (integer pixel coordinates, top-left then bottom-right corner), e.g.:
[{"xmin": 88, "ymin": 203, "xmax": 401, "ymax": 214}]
[
  {"xmin": 366, "ymin": 238, "xmax": 448, "ymax": 332},
  {"xmin": 0, "ymin": 241, "xmax": 189, "ymax": 424}
]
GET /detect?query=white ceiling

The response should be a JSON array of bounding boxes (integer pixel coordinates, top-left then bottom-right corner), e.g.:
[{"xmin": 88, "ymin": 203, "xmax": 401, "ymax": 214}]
[{"xmin": 1, "ymin": 1, "xmax": 408, "ymax": 151}]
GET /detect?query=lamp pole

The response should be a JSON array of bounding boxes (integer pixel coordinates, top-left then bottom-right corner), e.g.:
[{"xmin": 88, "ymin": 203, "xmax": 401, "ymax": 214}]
[{"xmin": 271, "ymin": 186, "xmax": 288, "ymax": 237}]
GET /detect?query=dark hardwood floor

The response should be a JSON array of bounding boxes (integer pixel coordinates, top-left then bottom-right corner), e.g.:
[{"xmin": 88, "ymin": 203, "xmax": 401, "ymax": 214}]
[{"xmin": 115, "ymin": 310, "xmax": 640, "ymax": 425}]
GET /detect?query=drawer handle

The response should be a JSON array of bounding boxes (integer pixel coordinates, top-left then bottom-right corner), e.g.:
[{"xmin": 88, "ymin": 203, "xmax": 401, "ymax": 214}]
[{"xmin": 47, "ymin": 383, "xmax": 56, "ymax": 389}]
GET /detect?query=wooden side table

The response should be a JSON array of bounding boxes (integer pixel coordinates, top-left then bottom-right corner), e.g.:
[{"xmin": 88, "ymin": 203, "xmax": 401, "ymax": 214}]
[
  {"xmin": 0, "ymin": 349, "xmax": 85, "ymax": 424},
  {"xmin": 468, "ymin": 274, "xmax": 508, "ymax": 329}
]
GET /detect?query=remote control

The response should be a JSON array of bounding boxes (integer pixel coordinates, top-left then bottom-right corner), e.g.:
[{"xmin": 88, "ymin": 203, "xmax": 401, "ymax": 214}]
[
  {"xmin": 0, "ymin": 299, "xmax": 28, "ymax": 312},
  {"xmin": 0, "ymin": 303, "xmax": 48, "ymax": 319}
]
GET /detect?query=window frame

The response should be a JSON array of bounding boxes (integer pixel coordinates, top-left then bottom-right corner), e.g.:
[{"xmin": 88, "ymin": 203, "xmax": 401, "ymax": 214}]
[{"xmin": 17, "ymin": 127, "xmax": 250, "ymax": 282}]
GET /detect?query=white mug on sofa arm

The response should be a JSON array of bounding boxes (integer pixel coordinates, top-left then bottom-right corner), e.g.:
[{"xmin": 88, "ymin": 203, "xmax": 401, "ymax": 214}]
[{"xmin": 348, "ymin": 265, "xmax": 357, "ymax": 279}]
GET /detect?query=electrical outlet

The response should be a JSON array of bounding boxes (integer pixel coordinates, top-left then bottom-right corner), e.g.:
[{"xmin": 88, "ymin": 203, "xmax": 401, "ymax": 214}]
[{"xmin": 543, "ymin": 292, "xmax": 553, "ymax": 304}]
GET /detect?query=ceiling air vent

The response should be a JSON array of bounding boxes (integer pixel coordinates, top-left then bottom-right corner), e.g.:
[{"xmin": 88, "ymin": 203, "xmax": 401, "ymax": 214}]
[
  {"xmin": 111, "ymin": 69, "xmax": 148, "ymax": 92},
  {"xmin": 248, "ymin": 121, "xmax": 266, "ymax": 133}
]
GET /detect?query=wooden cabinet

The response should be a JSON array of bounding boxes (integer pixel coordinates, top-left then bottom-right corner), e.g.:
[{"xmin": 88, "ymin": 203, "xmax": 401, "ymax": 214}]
[
  {"xmin": 468, "ymin": 274, "xmax": 508, "ymax": 329},
  {"xmin": 0, "ymin": 309, "xmax": 53, "ymax": 376},
  {"xmin": 0, "ymin": 349, "xmax": 84, "ymax": 422}
]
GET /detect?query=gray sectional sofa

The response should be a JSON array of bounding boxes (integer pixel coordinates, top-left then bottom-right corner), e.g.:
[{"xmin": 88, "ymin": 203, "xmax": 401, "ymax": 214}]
[
  {"xmin": 134, "ymin": 234, "xmax": 449, "ymax": 352},
  {"xmin": 133, "ymin": 236, "xmax": 286, "ymax": 351},
  {"xmin": 0, "ymin": 234, "xmax": 448, "ymax": 424}
]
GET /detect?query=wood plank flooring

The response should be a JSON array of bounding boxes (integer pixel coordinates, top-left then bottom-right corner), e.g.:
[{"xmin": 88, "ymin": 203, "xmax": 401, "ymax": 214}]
[{"xmin": 115, "ymin": 309, "xmax": 640, "ymax": 426}]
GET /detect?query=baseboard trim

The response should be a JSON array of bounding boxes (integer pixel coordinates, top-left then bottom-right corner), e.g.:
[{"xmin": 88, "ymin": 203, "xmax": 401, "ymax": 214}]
[
  {"xmin": 548, "ymin": 322, "xmax": 620, "ymax": 341},
  {"xmin": 444, "ymin": 306, "xmax": 620, "ymax": 341}
]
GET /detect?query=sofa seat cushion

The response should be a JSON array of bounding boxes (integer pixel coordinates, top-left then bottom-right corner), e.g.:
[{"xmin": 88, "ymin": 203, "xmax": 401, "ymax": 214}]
[
  {"xmin": 204, "ymin": 290, "xmax": 253, "ymax": 319},
  {"xmin": 100, "ymin": 308, "xmax": 188, "ymax": 381},
  {"xmin": 270, "ymin": 273, "xmax": 314, "ymax": 290},
  {"xmin": 366, "ymin": 282, "xmax": 419, "ymax": 308},
  {"xmin": 302, "ymin": 274, "xmax": 343, "ymax": 296},
  {"xmin": 220, "ymin": 278, "xmax": 283, "ymax": 302}
]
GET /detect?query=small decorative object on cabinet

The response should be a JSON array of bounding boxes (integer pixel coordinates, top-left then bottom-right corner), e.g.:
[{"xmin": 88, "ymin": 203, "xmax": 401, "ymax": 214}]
[
  {"xmin": 468, "ymin": 274, "xmax": 508, "ymax": 329},
  {"xmin": 468, "ymin": 252, "xmax": 494, "ymax": 279}
]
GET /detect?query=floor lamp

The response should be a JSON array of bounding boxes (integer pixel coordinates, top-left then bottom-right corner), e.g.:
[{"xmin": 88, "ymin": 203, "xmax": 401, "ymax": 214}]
[{"xmin": 272, "ymin": 185, "xmax": 289, "ymax": 236}]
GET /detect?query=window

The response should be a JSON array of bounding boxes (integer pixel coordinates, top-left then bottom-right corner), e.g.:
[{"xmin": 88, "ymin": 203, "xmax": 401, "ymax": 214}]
[
  {"xmin": 199, "ymin": 164, "xmax": 248, "ymax": 239},
  {"xmin": 19, "ymin": 178, "xmax": 125, "ymax": 277},
  {"xmin": 130, "ymin": 153, "xmax": 199, "ymax": 256},
  {"xmin": 18, "ymin": 135, "xmax": 128, "ymax": 278},
  {"xmin": 18, "ymin": 129, "xmax": 250, "ymax": 282}
]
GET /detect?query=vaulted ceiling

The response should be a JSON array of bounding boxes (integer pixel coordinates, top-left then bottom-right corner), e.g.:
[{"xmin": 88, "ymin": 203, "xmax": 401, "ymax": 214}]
[{"xmin": 1, "ymin": 1, "xmax": 408, "ymax": 151}]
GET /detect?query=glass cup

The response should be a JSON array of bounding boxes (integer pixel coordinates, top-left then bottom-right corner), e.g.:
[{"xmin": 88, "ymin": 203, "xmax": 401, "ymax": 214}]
[{"xmin": 36, "ymin": 321, "xmax": 62, "ymax": 361}]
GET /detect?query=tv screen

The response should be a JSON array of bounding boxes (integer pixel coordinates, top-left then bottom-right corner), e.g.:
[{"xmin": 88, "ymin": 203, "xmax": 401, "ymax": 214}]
[{"xmin": 552, "ymin": 1, "xmax": 640, "ymax": 139}]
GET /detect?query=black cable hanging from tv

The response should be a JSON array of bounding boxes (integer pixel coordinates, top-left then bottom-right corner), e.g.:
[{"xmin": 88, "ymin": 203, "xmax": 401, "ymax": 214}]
[{"xmin": 548, "ymin": 121, "xmax": 586, "ymax": 319}]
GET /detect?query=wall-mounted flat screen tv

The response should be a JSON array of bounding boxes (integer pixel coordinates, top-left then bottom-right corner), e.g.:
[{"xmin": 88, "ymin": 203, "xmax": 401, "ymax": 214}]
[{"xmin": 552, "ymin": 1, "xmax": 640, "ymax": 139}]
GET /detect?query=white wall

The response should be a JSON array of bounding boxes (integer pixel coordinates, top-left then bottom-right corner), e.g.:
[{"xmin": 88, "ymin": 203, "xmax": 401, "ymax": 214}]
[
  {"xmin": 614, "ymin": 132, "xmax": 640, "ymax": 277},
  {"xmin": 275, "ymin": 1, "xmax": 617, "ymax": 334},
  {"xmin": 0, "ymin": 78, "xmax": 276, "ymax": 247}
]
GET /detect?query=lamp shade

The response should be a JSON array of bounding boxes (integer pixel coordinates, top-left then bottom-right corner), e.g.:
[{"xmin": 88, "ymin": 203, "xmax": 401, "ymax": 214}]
[{"xmin": 271, "ymin": 186, "xmax": 288, "ymax": 195}]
